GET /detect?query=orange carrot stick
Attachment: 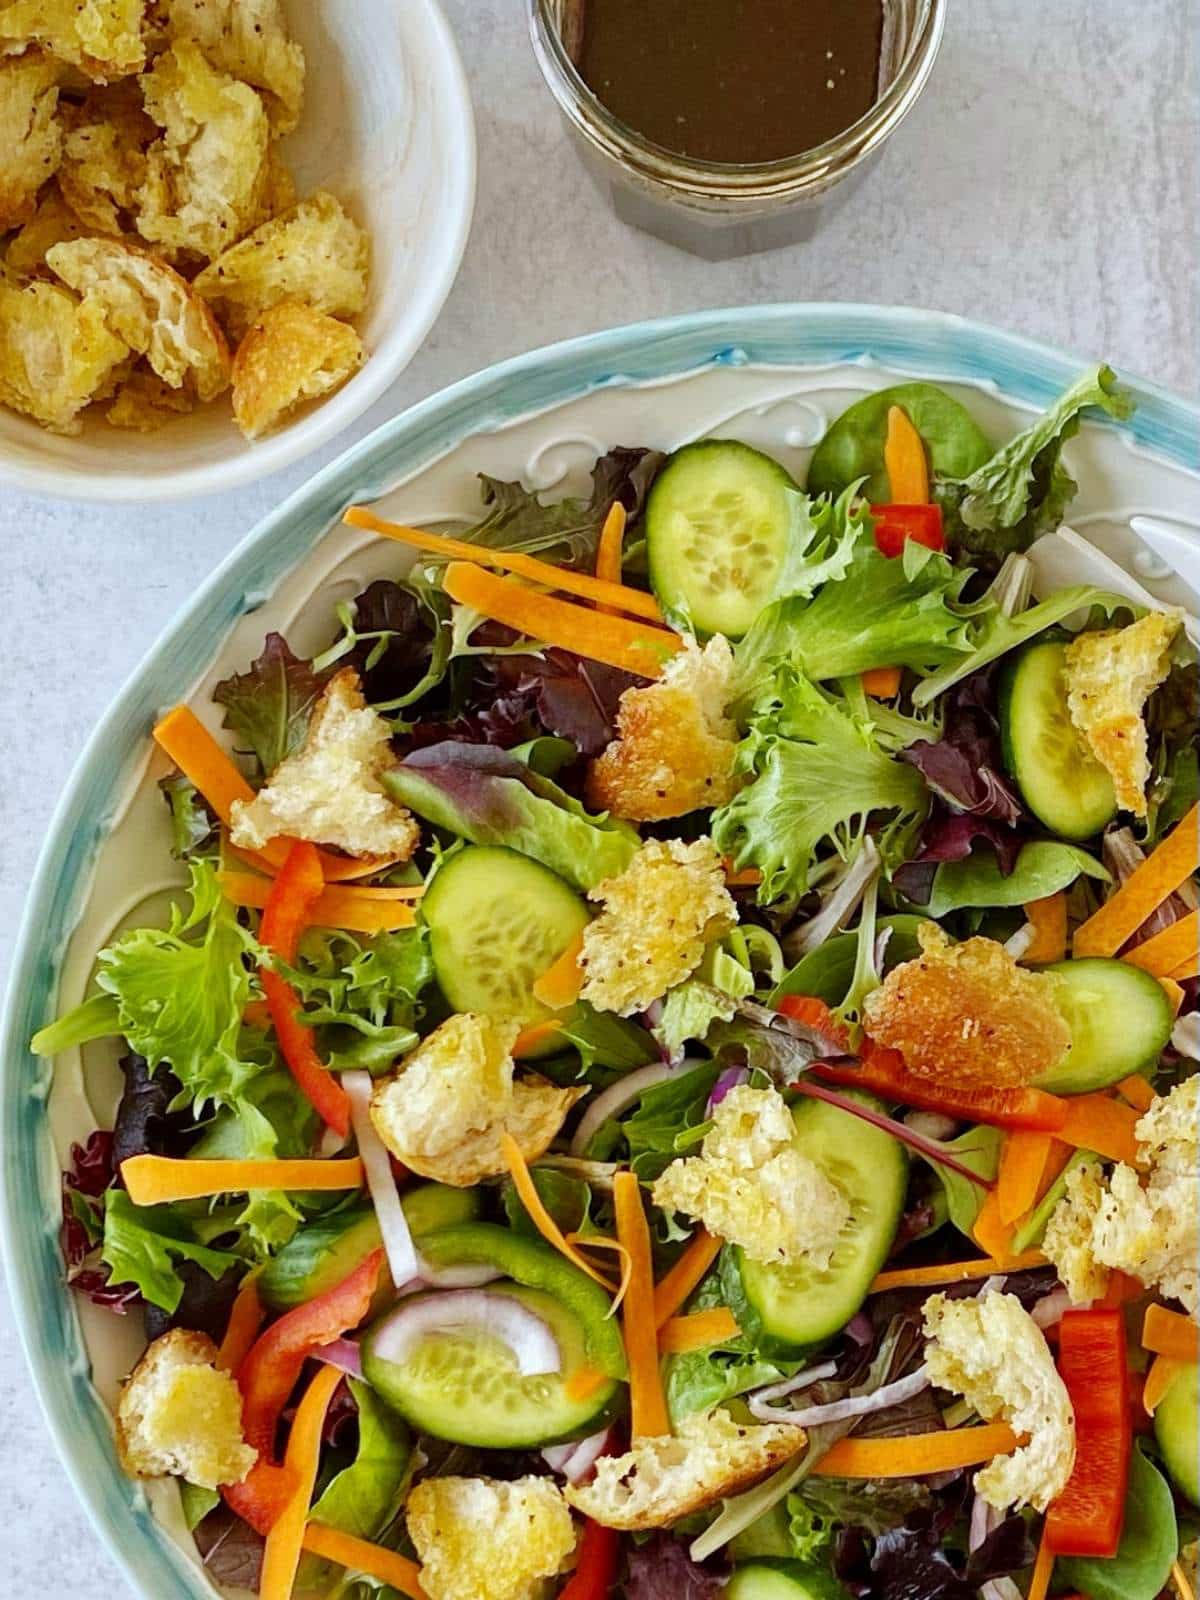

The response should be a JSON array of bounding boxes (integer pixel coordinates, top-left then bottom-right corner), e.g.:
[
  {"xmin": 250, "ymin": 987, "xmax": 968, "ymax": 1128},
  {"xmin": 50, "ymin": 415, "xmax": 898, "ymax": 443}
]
[
  {"xmin": 531, "ymin": 931, "xmax": 586, "ymax": 1011},
  {"xmin": 1143, "ymin": 1304, "xmax": 1200, "ymax": 1362},
  {"xmin": 500, "ymin": 1132, "xmax": 616, "ymax": 1292},
  {"xmin": 121, "ymin": 1155, "xmax": 364, "ymax": 1205},
  {"xmin": 260, "ymin": 1365, "xmax": 343, "ymax": 1600},
  {"xmin": 594, "ymin": 501, "xmax": 628, "ymax": 607},
  {"xmin": 1122, "ymin": 913, "xmax": 1199, "ymax": 978},
  {"xmin": 217, "ymin": 1277, "xmax": 265, "ymax": 1373},
  {"xmin": 1074, "ymin": 805, "xmax": 1199, "ymax": 957},
  {"xmin": 301, "ymin": 1525, "xmax": 427, "ymax": 1599},
  {"xmin": 653, "ymin": 1229, "xmax": 724, "ymax": 1327},
  {"xmin": 1023, "ymin": 894, "xmax": 1068, "ymax": 964},
  {"xmin": 1026, "ymin": 1523, "xmax": 1056, "ymax": 1600},
  {"xmin": 613, "ymin": 1171, "xmax": 670, "ymax": 1438},
  {"xmin": 658, "ymin": 1307, "xmax": 741, "ymax": 1353},
  {"xmin": 218, "ymin": 871, "xmax": 420, "ymax": 933},
  {"xmin": 813, "ymin": 1422, "xmax": 1020, "ymax": 1479},
  {"xmin": 1116, "ymin": 1074, "xmax": 1156, "ymax": 1112},
  {"xmin": 972, "ymin": 1187, "xmax": 1016, "ymax": 1260},
  {"xmin": 512, "ymin": 1020, "xmax": 564, "ymax": 1058},
  {"xmin": 870, "ymin": 1251, "xmax": 1048, "ymax": 1293},
  {"xmin": 1059, "ymin": 1094, "xmax": 1140, "ymax": 1165},
  {"xmin": 997, "ymin": 1131, "xmax": 1055, "ymax": 1225},
  {"xmin": 861, "ymin": 666, "xmax": 903, "ymax": 698},
  {"xmin": 884, "ymin": 406, "xmax": 930, "ymax": 504}
]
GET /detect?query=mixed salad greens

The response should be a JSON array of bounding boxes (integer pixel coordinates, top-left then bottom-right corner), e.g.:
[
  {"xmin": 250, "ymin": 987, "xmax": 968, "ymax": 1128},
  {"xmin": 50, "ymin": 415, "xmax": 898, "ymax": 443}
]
[{"xmin": 34, "ymin": 367, "xmax": 1199, "ymax": 1600}]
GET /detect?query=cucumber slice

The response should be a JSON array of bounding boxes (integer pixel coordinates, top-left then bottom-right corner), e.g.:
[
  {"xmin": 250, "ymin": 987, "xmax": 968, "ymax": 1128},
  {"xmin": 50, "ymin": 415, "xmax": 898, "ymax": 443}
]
[
  {"xmin": 646, "ymin": 440, "xmax": 805, "ymax": 637},
  {"xmin": 727, "ymin": 1559, "xmax": 851, "ymax": 1600},
  {"xmin": 362, "ymin": 1283, "xmax": 618, "ymax": 1448},
  {"xmin": 1035, "ymin": 958, "xmax": 1174, "ymax": 1095},
  {"xmin": 423, "ymin": 845, "xmax": 590, "ymax": 1039},
  {"xmin": 999, "ymin": 639, "xmax": 1117, "ymax": 839},
  {"xmin": 738, "ymin": 1093, "xmax": 907, "ymax": 1352},
  {"xmin": 1154, "ymin": 1362, "xmax": 1199, "ymax": 1506}
]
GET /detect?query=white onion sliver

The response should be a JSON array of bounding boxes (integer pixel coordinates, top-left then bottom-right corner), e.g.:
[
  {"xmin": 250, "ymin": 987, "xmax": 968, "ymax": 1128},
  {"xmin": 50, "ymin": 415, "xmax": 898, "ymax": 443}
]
[
  {"xmin": 1171, "ymin": 1012, "xmax": 1200, "ymax": 1061},
  {"xmin": 415, "ymin": 1258, "xmax": 504, "ymax": 1289},
  {"xmin": 1004, "ymin": 923, "xmax": 1036, "ymax": 960},
  {"xmin": 314, "ymin": 1338, "xmax": 363, "ymax": 1378},
  {"xmin": 750, "ymin": 1359, "xmax": 839, "ymax": 1407},
  {"xmin": 749, "ymin": 1363, "xmax": 930, "ymax": 1426},
  {"xmin": 570, "ymin": 1061, "xmax": 680, "ymax": 1157},
  {"xmin": 790, "ymin": 839, "xmax": 880, "ymax": 957},
  {"xmin": 562, "ymin": 1426, "xmax": 613, "ymax": 1482},
  {"xmin": 371, "ymin": 1289, "xmax": 561, "ymax": 1377},
  {"xmin": 977, "ymin": 1274, "xmax": 1006, "ymax": 1298},
  {"xmin": 904, "ymin": 1109, "xmax": 959, "ymax": 1142},
  {"xmin": 541, "ymin": 1441, "xmax": 578, "ymax": 1473},
  {"xmin": 969, "ymin": 1490, "xmax": 1000, "ymax": 1552},
  {"xmin": 1031, "ymin": 1287, "xmax": 1077, "ymax": 1328},
  {"xmin": 344, "ymin": 1069, "xmax": 420, "ymax": 1288}
]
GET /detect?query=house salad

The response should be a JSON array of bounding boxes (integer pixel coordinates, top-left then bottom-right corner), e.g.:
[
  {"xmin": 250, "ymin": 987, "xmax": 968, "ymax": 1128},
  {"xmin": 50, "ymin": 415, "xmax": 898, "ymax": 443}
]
[{"xmin": 33, "ymin": 365, "xmax": 1200, "ymax": 1600}]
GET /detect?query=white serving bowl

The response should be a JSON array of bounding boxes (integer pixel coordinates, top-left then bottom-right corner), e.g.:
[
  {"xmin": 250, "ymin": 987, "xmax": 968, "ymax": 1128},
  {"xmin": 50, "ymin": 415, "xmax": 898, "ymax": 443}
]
[{"xmin": 0, "ymin": 0, "xmax": 475, "ymax": 502}]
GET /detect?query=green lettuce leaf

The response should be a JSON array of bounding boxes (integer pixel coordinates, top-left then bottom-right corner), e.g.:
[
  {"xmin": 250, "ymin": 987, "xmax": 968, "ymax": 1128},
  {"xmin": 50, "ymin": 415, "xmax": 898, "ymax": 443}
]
[
  {"xmin": 656, "ymin": 982, "xmax": 738, "ymax": 1062},
  {"xmin": 619, "ymin": 1062, "xmax": 720, "ymax": 1181},
  {"xmin": 713, "ymin": 672, "xmax": 928, "ymax": 910},
  {"xmin": 549, "ymin": 1005, "xmax": 659, "ymax": 1075},
  {"xmin": 936, "ymin": 365, "xmax": 1135, "ymax": 560},
  {"xmin": 665, "ymin": 1260, "xmax": 799, "ymax": 1425},
  {"xmin": 1059, "ymin": 1446, "xmax": 1177, "ymax": 1600},
  {"xmin": 282, "ymin": 926, "xmax": 433, "ymax": 1075},
  {"xmin": 158, "ymin": 774, "xmax": 217, "ymax": 860},
  {"xmin": 918, "ymin": 1124, "xmax": 1005, "ymax": 1238},
  {"xmin": 213, "ymin": 632, "xmax": 328, "ymax": 776},
  {"xmin": 102, "ymin": 1189, "xmax": 239, "ymax": 1313},
  {"xmin": 311, "ymin": 1379, "xmax": 411, "ymax": 1541},
  {"xmin": 923, "ymin": 840, "xmax": 1109, "ymax": 917}
]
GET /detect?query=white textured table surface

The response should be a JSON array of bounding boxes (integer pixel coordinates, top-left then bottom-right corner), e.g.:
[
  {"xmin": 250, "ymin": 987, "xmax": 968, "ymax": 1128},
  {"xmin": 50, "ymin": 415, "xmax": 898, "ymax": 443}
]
[{"xmin": 1, "ymin": 1, "xmax": 1197, "ymax": 1592}]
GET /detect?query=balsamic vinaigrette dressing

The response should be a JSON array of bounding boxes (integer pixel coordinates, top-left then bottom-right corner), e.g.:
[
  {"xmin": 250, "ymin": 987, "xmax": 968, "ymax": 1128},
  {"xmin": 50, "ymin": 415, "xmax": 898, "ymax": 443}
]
[{"xmin": 574, "ymin": 0, "xmax": 885, "ymax": 166}]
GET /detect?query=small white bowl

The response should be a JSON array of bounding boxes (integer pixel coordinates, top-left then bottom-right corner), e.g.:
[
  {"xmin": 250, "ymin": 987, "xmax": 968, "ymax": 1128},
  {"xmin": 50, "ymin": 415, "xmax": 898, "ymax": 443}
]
[{"xmin": 0, "ymin": 0, "xmax": 476, "ymax": 502}]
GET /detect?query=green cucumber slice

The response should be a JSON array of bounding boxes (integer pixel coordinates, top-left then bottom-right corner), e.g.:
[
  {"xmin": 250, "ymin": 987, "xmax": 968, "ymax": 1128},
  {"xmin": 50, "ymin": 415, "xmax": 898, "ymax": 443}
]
[
  {"xmin": 727, "ymin": 1559, "xmax": 851, "ymax": 1600},
  {"xmin": 738, "ymin": 1092, "xmax": 907, "ymax": 1352},
  {"xmin": 1035, "ymin": 958, "xmax": 1174, "ymax": 1095},
  {"xmin": 1154, "ymin": 1362, "xmax": 1199, "ymax": 1506},
  {"xmin": 361, "ymin": 1282, "xmax": 618, "ymax": 1448},
  {"xmin": 999, "ymin": 639, "xmax": 1117, "ymax": 839},
  {"xmin": 646, "ymin": 440, "xmax": 805, "ymax": 637},
  {"xmin": 422, "ymin": 845, "xmax": 589, "ymax": 1041}
]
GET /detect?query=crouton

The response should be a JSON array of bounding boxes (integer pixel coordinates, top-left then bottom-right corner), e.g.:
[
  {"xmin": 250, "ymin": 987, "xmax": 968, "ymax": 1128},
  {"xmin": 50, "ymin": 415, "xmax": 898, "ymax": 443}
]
[
  {"xmin": 406, "ymin": 1476, "xmax": 577, "ymax": 1600},
  {"xmin": 862, "ymin": 923, "xmax": 1070, "ymax": 1089},
  {"xmin": 924, "ymin": 1291, "xmax": 1075, "ymax": 1512},
  {"xmin": 194, "ymin": 191, "xmax": 370, "ymax": 342},
  {"xmin": 4, "ymin": 184, "xmax": 85, "ymax": 275},
  {"xmin": 0, "ymin": 274, "xmax": 129, "ymax": 430},
  {"xmin": 230, "ymin": 669, "xmax": 418, "ymax": 860},
  {"xmin": 58, "ymin": 80, "xmax": 154, "ymax": 231},
  {"xmin": 369, "ymin": 1012, "xmax": 584, "ymax": 1188},
  {"xmin": 137, "ymin": 39, "xmax": 269, "ymax": 261},
  {"xmin": 1041, "ymin": 1158, "xmax": 1112, "ymax": 1306},
  {"xmin": 653, "ymin": 1084, "xmax": 850, "ymax": 1268},
  {"xmin": 107, "ymin": 363, "xmax": 192, "ymax": 429},
  {"xmin": 115, "ymin": 1329, "xmax": 256, "ymax": 1490},
  {"xmin": 579, "ymin": 837, "xmax": 737, "ymax": 1016},
  {"xmin": 587, "ymin": 635, "xmax": 742, "ymax": 821},
  {"xmin": 48, "ymin": 236, "xmax": 230, "ymax": 399},
  {"xmin": 147, "ymin": 0, "xmax": 303, "ymax": 132},
  {"xmin": 0, "ymin": 48, "xmax": 62, "ymax": 229},
  {"xmin": 1064, "ymin": 611, "xmax": 1183, "ymax": 817},
  {"xmin": 0, "ymin": 0, "xmax": 145, "ymax": 80},
  {"xmin": 231, "ymin": 297, "xmax": 362, "ymax": 440},
  {"xmin": 564, "ymin": 1409, "xmax": 805, "ymax": 1530}
]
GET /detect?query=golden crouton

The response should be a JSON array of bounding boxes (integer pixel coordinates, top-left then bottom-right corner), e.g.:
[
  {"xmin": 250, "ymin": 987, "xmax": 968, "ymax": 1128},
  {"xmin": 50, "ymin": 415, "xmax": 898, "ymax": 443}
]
[
  {"xmin": 47, "ymin": 236, "xmax": 230, "ymax": 399},
  {"xmin": 579, "ymin": 837, "xmax": 737, "ymax": 1016},
  {"xmin": 0, "ymin": 0, "xmax": 145, "ymax": 80},
  {"xmin": 4, "ymin": 185, "xmax": 85, "ymax": 275},
  {"xmin": 1064, "ymin": 611, "xmax": 1183, "ymax": 817},
  {"xmin": 194, "ymin": 191, "xmax": 370, "ymax": 342},
  {"xmin": 231, "ymin": 298, "xmax": 363, "ymax": 440},
  {"xmin": 116, "ymin": 1329, "xmax": 256, "ymax": 1490},
  {"xmin": 0, "ymin": 274, "xmax": 129, "ymax": 430},
  {"xmin": 137, "ymin": 39, "xmax": 269, "ymax": 262},
  {"xmin": 564, "ymin": 1409, "xmax": 805, "ymax": 1530},
  {"xmin": 407, "ymin": 1476, "xmax": 577, "ymax": 1600},
  {"xmin": 369, "ymin": 1012, "xmax": 585, "ymax": 1188},
  {"xmin": 107, "ymin": 363, "xmax": 193, "ymax": 429},
  {"xmin": 0, "ymin": 49, "xmax": 62, "ymax": 229},
  {"xmin": 587, "ymin": 635, "xmax": 742, "ymax": 821},
  {"xmin": 147, "ymin": 0, "xmax": 304, "ymax": 132},
  {"xmin": 862, "ymin": 923, "xmax": 1070, "ymax": 1089},
  {"xmin": 58, "ymin": 80, "xmax": 155, "ymax": 231},
  {"xmin": 230, "ymin": 669, "xmax": 418, "ymax": 859}
]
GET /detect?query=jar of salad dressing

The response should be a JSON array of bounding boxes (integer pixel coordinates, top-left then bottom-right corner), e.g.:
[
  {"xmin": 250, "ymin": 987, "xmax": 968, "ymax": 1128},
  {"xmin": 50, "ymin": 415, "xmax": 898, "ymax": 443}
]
[{"xmin": 529, "ymin": 0, "xmax": 945, "ymax": 259}]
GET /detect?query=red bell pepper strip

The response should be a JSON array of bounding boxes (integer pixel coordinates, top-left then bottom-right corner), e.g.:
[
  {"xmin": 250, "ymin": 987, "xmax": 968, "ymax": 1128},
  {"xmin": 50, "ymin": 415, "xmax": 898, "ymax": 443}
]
[
  {"xmin": 870, "ymin": 502, "xmax": 945, "ymax": 558},
  {"xmin": 776, "ymin": 993, "xmax": 850, "ymax": 1044},
  {"xmin": 1045, "ymin": 1309, "xmax": 1131, "ymax": 1558},
  {"xmin": 224, "ymin": 1249, "xmax": 383, "ymax": 1534},
  {"xmin": 558, "ymin": 1517, "xmax": 621, "ymax": 1599},
  {"xmin": 258, "ymin": 841, "xmax": 351, "ymax": 1138}
]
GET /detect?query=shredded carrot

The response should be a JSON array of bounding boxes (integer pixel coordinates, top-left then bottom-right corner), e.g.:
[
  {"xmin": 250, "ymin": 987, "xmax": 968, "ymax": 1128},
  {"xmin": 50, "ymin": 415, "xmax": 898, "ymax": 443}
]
[
  {"xmin": 724, "ymin": 865, "xmax": 763, "ymax": 887},
  {"xmin": 613, "ymin": 1171, "xmax": 670, "ymax": 1438},
  {"xmin": 658, "ymin": 1307, "xmax": 741, "ymax": 1353},
  {"xmin": 443, "ymin": 561, "xmax": 681, "ymax": 680},
  {"xmin": 1122, "ymin": 913, "xmax": 1199, "ymax": 978},
  {"xmin": 1116, "ymin": 1074, "xmax": 1156, "ymax": 1112},
  {"xmin": 217, "ymin": 1277, "xmax": 264, "ymax": 1372},
  {"xmin": 512, "ymin": 1020, "xmax": 564, "ymax": 1058},
  {"xmin": 861, "ymin": 665, "xmax": 903, "ymax": 699},
  {"xmin": 594, "ymin": 501, "xmax": 629, "ymax": 612},
  {"xmin": 997, "ymin": 1131, "xmax": 1056, "ymax": 1225},
  {"xmin": 531, "ymin": 931, "xmax": 586, "ymax": 1011},
  {"xmin": 226, "ymin": 838, "xmax": 408, "ymax": 884},
  {"xmin": 1026, "ymin": 1522, "xmax": 1056, "ymax": 1600},
  {"xmin": 499, "ymin": 1131, "xmax": 616, "ymax": 1291},
  {"xmin": 565, "ymin": 1232, "xmax": 632, "ymax": 1315},
  {"xmin": 1142, "ymin": 1354, "xmax": 1187, "ymax": 1415},
  {"xmin": 1143, "ymin": 1304, "xmax": 1200, "ymax": 1362},
  {"xmin": 1059, "ymin": 1094, "xmax": 1140, "ymax": 1165},
  {"xmin": 1168, "ymin": 951, "xmax": 1199, "ymax": 980},
  {"xmin": 1074, "ymin": 805, "xmax": 1200, "ymax": 957},
  {"xmin": 302, "ymin": 1524, "xmax": 427, "ymax": 1599},
  {"xmin": 972, "ymin": 1187, "xmax": 1016, "ymax": 1261},
  {"xmin": 260, "ymin": 1364, "xmax": 343, "ymax": 1600},
  {"xmin": 1173, "ymin": 1561, "xmax": 1196, "ymax": 1600},
  {"xmin": 1159, "ymin": 976, "xmax": 1187, "ymax": 1015},
  {"xmin": 652, "ymin": 1228, "xmax": 723, "ymax": 1327},
  {"xmin": 884, "ymin": 405, "xmax": 930, "ymax": 504},
  {"xmin": 870, "ymin": 1252, "xmax": 1048, "ymax": 1294},
  {"xmin": 219, "ymin": 870, "xmax": 420, "ymax": 933},
  {"xmin": 1022, "ymin": 894, "xmax": 1068, "ymax": 964},
  {"xmin": 813, "ymin": 1422, "xmax": 1021, "ymax": 1479},
  {"xmin": 121, "ymin": 1155, "xmax": 364, "ymax": 1205}
]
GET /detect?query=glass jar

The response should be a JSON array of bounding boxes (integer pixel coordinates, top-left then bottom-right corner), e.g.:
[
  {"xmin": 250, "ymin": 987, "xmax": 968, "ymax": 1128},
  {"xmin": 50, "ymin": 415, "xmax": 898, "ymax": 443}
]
[{"xmin": 528, "ymin": 0, "xmax": 946, "ymax": 260}]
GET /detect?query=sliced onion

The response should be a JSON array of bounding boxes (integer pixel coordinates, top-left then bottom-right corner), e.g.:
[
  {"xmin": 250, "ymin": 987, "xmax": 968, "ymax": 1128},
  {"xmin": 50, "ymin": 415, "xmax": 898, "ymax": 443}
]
[
  {"xmin": 370, "ymin": 1289, "xmax": 560, "ymax": 1377},
  {"xmin": 414, "ymin": 1259, "xmax": 503, "ymax": 1290},
  {"xmin": 314, "ymin": 1338, "xmax": 363, "ymax": 1377},
  {"xmin": 707, "ymin": 1065, "xmax": 749, "ymax": 1114},
  {"xmin": 569, "ymin": 1061, "xmax": 680, "ymax": 1157},
  {"xmin": 344, "ymin": 1069, "xmax": 420, "ymax": 1289},
  {"xmin": 845, "ymin": 1312, "xmax": 874, "ymax": 1347},
  {"xmin": 750, "ymin": 1359, "xmax": 838, "ymax": 1407},
  {"xmin": 540, "ymin": 1441, "xmax": 578, "ymax": 1473},
  {"xmin": 1031, "ymin": 1287, "xmax": 1077, "ymax": 1328},
  {"xmin": 749, "ymin": 1363, "xmax": 930, "ymax": 1426},
  {"xmin": 561, "ymin": 1425, "xmax": 613, "ymax": 1482},
  {"xmin": 1003, "ymin": 923, "xmax": 1036, "ymax": 960},
  {"xmin": 534, "ymin": 1155, "xmax": 620, "ymax": 1190},
  {"xmin": 977, "ymin": 1275, "xmax": 1006, "ymax": 1298},
  {"xmin": 318, "ymin": 1124, "xmax": 352, "ymax": 1158},
  {"xmin": 904, "ymin": 1109, "xmax": 959, "ymax": 1142},
  {"xmin": 969, "ymin": 1491, "xmax": 999, "ymax": 1551},
  {"xmin": 788, "ymin": 838, "xmax": 881, "ymax": 958},
  {"xmin": 1171, "ymin": 1013, "xmax": 1200, "ymax": 1061}
]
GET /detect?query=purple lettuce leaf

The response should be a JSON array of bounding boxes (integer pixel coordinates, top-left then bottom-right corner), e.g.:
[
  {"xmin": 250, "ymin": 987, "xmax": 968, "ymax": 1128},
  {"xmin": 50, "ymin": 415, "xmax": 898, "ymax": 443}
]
[
  {"xmin": 892, "ymin": 815, "xmax": 1025, "ymax": 904},
  {"xmin": 485, "ymin": 649, "xmax": 638, "ymax": 757},
  {"xmin": 213, "ymin": 632, "xmax": 329, "ymax": 776},
  {"xmin": 112, "ymin": 1051, "xmax": 194, "ymax": 1168},
  {"xmin": 898, "ymin": 666, "xmax": 1022, "ymax": 824},
  {"xmin": 194, "ymin": 1506, "xmax": 265, "ymax": 1590},
  {"xmin": 625, "ymin": 1533, "xmax": 729, "ymax": 1600},
  {"xmin": 142, "ymin": 1261, "xmax": 242, "ymax": 1343}
]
